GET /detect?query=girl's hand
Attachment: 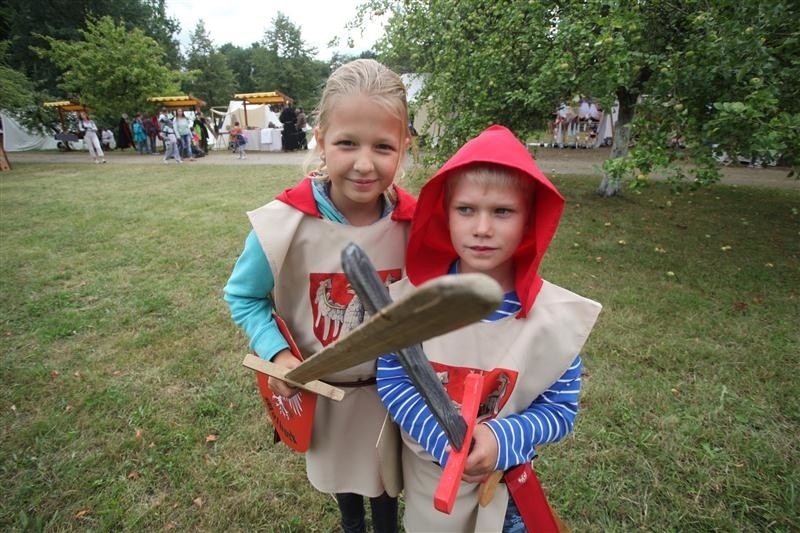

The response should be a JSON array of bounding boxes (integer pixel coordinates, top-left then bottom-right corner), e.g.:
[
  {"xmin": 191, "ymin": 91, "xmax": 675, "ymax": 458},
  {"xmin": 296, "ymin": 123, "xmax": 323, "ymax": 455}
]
[
  {"xmin": 461, "ymin": 424, "xmax": 499, "ymax": 483},
  {"xmin": 267, "ymin": 349, "xmax": 301, "ymax": 398}
]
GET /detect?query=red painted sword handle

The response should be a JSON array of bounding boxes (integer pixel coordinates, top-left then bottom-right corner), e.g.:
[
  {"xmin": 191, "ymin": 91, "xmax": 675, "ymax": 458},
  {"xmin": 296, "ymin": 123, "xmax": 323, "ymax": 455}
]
[{"xmin": 434, "ymin": 372, "xmax": 484, "ymax": 514}]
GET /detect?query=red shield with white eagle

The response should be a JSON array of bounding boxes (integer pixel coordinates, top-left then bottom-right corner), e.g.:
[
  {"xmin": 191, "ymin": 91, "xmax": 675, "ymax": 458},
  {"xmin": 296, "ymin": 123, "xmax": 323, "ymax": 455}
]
[
  {"xmin": 429, "ymin": 362, "xmax": 518, "ymax": 423},
  {"xmin": 308, "ymin": 269, "xmax": 401, "ymax": 346},
  {"xmin": 255, "ymin": 314, "xmax": 316, "ymax": 452}
]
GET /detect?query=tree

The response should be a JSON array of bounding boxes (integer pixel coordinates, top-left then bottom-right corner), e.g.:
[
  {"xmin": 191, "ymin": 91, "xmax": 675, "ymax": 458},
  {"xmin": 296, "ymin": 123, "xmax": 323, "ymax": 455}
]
[
  {"xmin": 252, "ymin": 13, "xmax": 328, "ymax": 107},
  {"xmin": 219, "ymin": 43, "xmax": 258, "ymax": 94},
  {"xmin": 359, "ymin": 0, "xmax": 799, "ymax": 195},
  {"xmin": 0, "ymin": 43, "xmax": 36, "ymax": 112},
  {"xmin": 0, "ymin": 43, "xmax": 64, "ymax": 135},
  {"xmin": 183, "ymin": 20, "xmax": 235, "ymax": 107},
  {"xmin": 34, "ymin": 16, "xmax": 181, "ymax": 125},
  {"xmin": 1, "ymin": 0, "xmax": 180, "ymax": 91}
]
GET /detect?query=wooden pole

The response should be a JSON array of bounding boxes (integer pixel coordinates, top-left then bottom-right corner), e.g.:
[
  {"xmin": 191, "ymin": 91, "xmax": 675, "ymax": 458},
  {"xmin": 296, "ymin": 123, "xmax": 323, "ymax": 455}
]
[{"xmin": 0, "ymin": 143, "xmax": 11, "ymax": 171}]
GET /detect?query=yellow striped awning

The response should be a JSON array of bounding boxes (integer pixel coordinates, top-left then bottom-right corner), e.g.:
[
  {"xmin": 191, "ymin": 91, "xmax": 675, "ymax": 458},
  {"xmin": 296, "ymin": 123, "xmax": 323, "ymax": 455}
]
[
  {"xmin": 233, "ymin": 91, "xmax": 293, "ymax": 105},
  {"xmin": 42, "ymin": 101, "xmax": 87, "ymax": 112},
  {"xmin": 147, "ymin": 95, "xmax": 207, "ymax": 108}
]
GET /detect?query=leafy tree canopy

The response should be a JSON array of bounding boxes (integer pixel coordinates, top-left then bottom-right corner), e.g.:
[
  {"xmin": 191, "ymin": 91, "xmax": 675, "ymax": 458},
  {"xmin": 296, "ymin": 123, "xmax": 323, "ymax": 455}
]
[
  {"xmin": 34, "ymin": 16, "xmax": 181, "ymax": 125},
  {"xmin": 1, "ymin": 0, "xmax": 180, "ymax": 91},
  {"xmin": 0, "ymin": 42, "xmax": 36, "ymax": 112},
  {"xmin": 219, "ymin": 43, "xmax": 258, "ymax": 94},
  {"xmin": 359, "ymin": 0, "xmax": 799, "ymax": 195},
  {"xmin": 251, "ymin": 13, "xmax": 329, "ymax": 109},
  {"xmin": 182, "ymin": 20, "xmax": 236, "ymax": 107},
  {"xmin": 0, "ymin": 42, "xmax": 60, "ymax": 133}
]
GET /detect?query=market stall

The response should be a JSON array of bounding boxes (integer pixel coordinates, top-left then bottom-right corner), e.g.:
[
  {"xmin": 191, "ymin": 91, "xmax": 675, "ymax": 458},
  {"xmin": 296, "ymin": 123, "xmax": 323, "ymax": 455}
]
[{"xmin": 213, "ymin": 92, "xmax": 292, "ymax": 152}]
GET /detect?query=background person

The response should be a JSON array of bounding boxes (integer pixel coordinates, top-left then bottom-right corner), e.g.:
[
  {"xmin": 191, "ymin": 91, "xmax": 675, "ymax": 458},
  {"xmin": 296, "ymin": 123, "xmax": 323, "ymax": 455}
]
[
  {"xmin": 77, "ymin": 110, "xmax": 106, "ymax": 164},
  {"xmin": 173, "ymin": 108, "xmax": 195, "ymax": 161}
]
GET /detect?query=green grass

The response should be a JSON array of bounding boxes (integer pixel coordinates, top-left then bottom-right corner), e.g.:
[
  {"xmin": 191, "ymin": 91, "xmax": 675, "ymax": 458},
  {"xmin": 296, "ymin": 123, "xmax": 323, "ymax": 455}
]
[{"xmin": 2, "ymin": 162, "xmax": 798, "ymax": 531}]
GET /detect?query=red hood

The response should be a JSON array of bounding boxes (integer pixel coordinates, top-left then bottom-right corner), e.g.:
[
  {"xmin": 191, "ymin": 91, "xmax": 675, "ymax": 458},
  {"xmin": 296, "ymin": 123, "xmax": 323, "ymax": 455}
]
[
  {"xmin": 276, "ymin": 176, "xmax": 416, "ymax": 222},
  {"xmin": 406, "ymin": 125, "xmax": 564, "ymax": 317}
]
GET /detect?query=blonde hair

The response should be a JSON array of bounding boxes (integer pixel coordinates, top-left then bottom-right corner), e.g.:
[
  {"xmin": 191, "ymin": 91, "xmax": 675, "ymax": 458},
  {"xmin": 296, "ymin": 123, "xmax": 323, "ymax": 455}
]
[
  {"xmin": 447, "ymin": 164, "xmax": 535, "ymax": 206},
  {"xmin": 306, "ymin": 59, "xmax": 410, "ymax": 201}
]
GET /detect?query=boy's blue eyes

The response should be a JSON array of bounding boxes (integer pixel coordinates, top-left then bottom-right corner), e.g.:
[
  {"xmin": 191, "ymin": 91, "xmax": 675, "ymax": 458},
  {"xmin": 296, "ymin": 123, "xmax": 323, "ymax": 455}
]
[{"xmin": 454, "ymin": 206, "xmax": 515, "ymax": 216}]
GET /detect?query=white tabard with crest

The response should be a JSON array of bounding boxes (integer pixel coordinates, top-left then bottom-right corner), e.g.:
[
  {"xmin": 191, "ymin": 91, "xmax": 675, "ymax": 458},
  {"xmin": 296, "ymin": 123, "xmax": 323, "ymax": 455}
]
[
  {"xmin": 249, "ymin": 199, "xmax": 408, "ymax": 497},
  {"xmin": 388, "ymin": 278, "xmax": 601, "ymax": 532}
]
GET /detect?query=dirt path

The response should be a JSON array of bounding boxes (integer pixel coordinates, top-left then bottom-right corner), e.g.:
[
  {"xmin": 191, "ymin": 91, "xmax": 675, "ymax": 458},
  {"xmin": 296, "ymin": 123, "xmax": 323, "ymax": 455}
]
[{"xmin": 7, "ymin": 147, "xmax": 798, "ymax": 190}]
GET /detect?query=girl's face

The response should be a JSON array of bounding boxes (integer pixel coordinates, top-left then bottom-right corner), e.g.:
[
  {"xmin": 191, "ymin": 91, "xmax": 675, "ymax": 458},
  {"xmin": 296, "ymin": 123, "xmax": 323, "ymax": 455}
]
[{"xmin": 314, "ymin": 94, "xmax": 408, "ymax": 225}]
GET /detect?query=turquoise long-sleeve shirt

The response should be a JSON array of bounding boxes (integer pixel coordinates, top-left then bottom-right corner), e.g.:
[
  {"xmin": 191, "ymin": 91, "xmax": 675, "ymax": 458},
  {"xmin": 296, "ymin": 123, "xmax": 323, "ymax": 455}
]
[{"xmin": 224, "ymin": 230, "xmax": 289, "ymax": 359}]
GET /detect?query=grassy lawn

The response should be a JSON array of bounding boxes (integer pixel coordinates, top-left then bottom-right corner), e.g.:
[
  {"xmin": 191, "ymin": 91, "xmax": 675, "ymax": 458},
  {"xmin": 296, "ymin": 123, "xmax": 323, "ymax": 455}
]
[{"xmin": 1, "ymin": 161, "xmax": 798, "ymax": 531}]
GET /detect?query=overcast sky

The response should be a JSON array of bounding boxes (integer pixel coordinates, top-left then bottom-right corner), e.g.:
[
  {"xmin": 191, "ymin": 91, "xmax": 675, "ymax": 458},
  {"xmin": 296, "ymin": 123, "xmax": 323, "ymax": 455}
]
[{"xmin": 165, "ymin": 0, "xmax": 386, "ymax": 60}]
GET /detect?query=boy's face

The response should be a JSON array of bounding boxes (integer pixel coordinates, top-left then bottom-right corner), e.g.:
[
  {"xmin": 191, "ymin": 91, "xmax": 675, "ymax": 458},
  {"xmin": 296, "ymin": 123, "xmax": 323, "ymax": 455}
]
[{"xmin": 447, "ymin": 178, "xmax": 529, "ymax": 291}]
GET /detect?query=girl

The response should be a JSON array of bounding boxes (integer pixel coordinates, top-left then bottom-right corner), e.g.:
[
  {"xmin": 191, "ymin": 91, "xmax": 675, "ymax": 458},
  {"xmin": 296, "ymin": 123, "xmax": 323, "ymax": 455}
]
[
  {"xmin": 173, "ymin": 108, "xmax": 195, "ymax": 160},
  {"xmin": 132, "ymin": 113, "xmax": 148, "ymax": 154},
  {"xmin": 224, "ymin": 59, "xmax": 414, "ymax": 533},
  {"xmin": 229, "ymin": 122, "xmax": 247, "ymax": 159},
  {"xmin": 77, "ymin": 110, "xmax": 106, "ymax": 164}
]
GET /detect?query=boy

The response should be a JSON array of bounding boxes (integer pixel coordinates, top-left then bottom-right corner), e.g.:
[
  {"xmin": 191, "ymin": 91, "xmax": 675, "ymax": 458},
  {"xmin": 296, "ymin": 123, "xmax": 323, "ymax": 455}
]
[{"xmin": 377, "ymin": 125, "xmax": 602, "ymax": 532}]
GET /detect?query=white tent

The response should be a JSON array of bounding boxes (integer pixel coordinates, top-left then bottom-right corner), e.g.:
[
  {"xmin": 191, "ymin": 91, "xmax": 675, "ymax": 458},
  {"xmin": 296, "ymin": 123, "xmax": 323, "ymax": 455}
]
[
  {"xmin": 1, "ymin": 111, "xmax": 60, "ymax": 151},
  {"xmin": 211, "ymin": 100, "xmax": 283, "ymax": 151},
  {"xmin": 401, "ymin": 73, "xmax": 442, "ymax": 145},
  {"xmin": 551, "ymin": 101, "xmax": 618, "ymax": 148}
]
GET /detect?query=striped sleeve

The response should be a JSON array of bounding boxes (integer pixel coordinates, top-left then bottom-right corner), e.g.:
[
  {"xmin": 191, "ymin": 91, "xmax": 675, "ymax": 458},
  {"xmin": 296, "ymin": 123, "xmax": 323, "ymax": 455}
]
[
  {"xmin": 484, "ymin": 355, "xmax": 582, "ymax": 470},
  {"xmin": 377, "ymin": 353, "xmax": 583, "ymax": 469},
  {"xmin": 376, "ymin": 353, "xmax": 451, "ymax": 464}
]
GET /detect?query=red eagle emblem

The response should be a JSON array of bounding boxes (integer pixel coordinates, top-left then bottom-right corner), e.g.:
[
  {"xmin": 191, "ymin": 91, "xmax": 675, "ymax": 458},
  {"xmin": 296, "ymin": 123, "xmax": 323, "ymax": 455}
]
[
  {"xmin": 429, "ymin": 362, "xmax": 518, "ymax": 423},
  {"xmin": 308, "ymin": 269, "xmax": 401, "ymax": 346}
]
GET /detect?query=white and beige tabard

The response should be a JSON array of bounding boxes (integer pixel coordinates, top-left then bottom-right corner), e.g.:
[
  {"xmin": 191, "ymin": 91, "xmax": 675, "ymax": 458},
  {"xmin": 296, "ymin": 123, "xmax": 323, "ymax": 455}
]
[
  {"xmin": 249, "ymin": 200, "xmax": 409, "ymax": 497},
  {"xmin": 388, "ymin": 277, "xmax": 601, "ymax": 532}
]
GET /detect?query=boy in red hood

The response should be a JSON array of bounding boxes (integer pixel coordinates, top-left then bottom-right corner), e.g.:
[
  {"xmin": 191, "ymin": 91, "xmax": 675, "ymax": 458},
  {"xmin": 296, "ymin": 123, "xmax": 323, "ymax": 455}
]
[{"xmin": 376, "ymin": 125, "xmax": 602, "ymax": 532}]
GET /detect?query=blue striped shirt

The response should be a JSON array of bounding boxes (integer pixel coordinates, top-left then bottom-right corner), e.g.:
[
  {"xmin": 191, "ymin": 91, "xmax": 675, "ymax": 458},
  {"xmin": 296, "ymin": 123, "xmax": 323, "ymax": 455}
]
[{"xmin": 376, "ymin": 287, "xmax": 582, "ymax": 470}]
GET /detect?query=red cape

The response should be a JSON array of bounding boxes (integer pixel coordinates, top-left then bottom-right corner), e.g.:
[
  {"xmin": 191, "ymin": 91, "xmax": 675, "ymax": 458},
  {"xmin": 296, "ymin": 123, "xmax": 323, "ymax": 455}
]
[
  {"xmin": 406, "ymin": 125, "xmax": 564, "ymax": 317},
  {"xmin": 276, "ymin": 176, "xmax": 416, "ymax": 222}
]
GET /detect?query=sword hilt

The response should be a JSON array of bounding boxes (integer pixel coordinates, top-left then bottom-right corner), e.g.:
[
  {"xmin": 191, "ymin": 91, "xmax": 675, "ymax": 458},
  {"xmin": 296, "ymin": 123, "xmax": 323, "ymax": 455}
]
[{"xmin": 434, "ymin": 372, "xmax": 484, "ymax": 514}]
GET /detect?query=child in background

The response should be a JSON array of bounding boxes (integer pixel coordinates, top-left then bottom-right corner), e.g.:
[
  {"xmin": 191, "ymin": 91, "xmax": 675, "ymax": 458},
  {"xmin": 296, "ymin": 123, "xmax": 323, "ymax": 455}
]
[
  {"xmin": 229, "ymin": 122, "xmax": 247, "ymax": 159},
  {"xmin": 132, "ymin": 113, "xmax": 148, "ymax": 154},
  {"xmin": 376, "ymin": 125, "xmax": 602, "ymax": 532},
  {"xmin": 224, "ymin": 59, "xmax": 415, "ymax": 533},
  {"xmin": 159, "ymin": 113, "xmax": 181, "ymax": 164}
]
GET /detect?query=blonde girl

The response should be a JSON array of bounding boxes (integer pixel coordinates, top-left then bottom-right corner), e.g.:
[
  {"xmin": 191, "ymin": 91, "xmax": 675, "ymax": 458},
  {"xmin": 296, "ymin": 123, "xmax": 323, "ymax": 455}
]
[{"xmin": 224, "ymin": 59, "xmax": 414, "ymax": 533}]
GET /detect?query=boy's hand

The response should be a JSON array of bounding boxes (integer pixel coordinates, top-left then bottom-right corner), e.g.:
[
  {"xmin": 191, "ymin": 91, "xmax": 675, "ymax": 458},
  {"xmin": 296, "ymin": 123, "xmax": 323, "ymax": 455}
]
[
  {"xmin": 461, "ymin": 424, "xmax": 499, "ymax": 483},
  {"xmin": 267, "ymin": 349, "xmax": 301, "ymax": 398}
]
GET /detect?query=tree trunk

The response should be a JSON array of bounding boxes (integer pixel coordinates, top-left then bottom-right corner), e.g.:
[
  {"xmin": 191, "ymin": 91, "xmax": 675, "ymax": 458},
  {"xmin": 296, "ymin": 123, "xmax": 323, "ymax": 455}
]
[{"xmin": 597, "ymin": 87, "xmax": 637, "ymax": 197}]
